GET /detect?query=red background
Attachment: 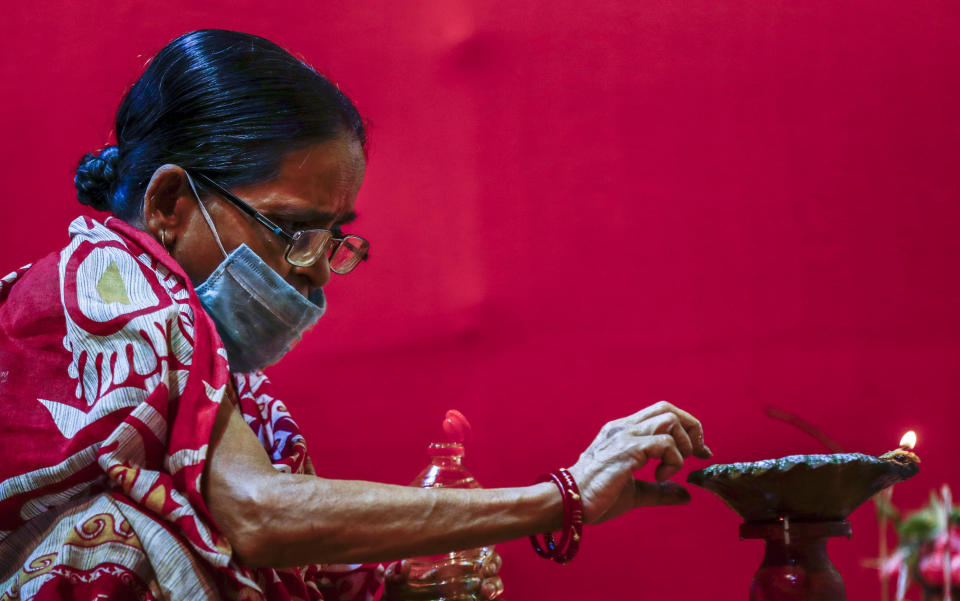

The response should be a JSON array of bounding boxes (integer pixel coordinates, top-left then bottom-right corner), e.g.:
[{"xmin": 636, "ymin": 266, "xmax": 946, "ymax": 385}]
[{"xmin": 2, "ymin": 1, "xmax": 959, "ymax": 599}]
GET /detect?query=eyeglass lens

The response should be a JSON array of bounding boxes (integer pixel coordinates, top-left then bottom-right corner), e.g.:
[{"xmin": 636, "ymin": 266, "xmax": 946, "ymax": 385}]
[
  {"xmin": 286, "ymin": 232, "xmax": 368, "ymax": 274},
  {"xmin": 329, "ymin": 236, "xmax": 367, "ymax": 274}
]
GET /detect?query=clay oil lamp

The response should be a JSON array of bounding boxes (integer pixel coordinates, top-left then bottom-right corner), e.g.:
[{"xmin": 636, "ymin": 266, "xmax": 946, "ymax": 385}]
[{"xmin": 688, "ymin": 433, "xmax": 920, "ymax": 601}]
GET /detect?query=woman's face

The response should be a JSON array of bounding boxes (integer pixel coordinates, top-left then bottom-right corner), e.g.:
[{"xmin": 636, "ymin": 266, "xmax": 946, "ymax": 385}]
[{"xmin": 162, "ymin": 134, "xmax": 366, "ymax": 296}]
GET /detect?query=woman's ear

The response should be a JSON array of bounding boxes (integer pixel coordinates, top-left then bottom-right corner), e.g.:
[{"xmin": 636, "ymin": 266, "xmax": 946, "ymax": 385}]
[{"xmin": 142, "ymin": 165, "xmax": 195, "ymax": 248}]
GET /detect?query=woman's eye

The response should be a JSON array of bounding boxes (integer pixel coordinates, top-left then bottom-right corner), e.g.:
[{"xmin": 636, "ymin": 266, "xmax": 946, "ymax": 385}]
[
  {"xmin": 277, "ymin": 220, "xmax": 307, "ymax": 231},
  {"xmin": 273, "ymin": 217, "xmax": 331, "ymax": 232}
]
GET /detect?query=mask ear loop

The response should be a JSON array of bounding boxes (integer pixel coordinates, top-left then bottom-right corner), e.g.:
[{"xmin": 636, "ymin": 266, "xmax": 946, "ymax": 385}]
[{"xmin": 185, "ymin": 171, "xmax": 229, "ymax": 259}]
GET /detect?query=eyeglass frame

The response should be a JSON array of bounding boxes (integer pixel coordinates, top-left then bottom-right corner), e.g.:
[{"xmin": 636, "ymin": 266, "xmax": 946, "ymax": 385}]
[{"xmin": 187, "ymin": 170, "xmax": 369, "ymax": 273}]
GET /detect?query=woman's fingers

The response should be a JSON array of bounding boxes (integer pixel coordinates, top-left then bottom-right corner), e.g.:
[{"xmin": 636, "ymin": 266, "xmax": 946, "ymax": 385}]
[
  {"xmin": 670, "ymin": 422, "xmax": 695, "ymax": 459},
  {"xmin": 654, "ymin": 451, "xmax": 685, "ymax": 482},
  {"xmin": 633, "ymin": 480, "xmax": 691, "ymax": 507},
  {"xmin": 632, "ymin": 401, "xmax": 712, "ymax": 459},
  {"xmin": 648, "ymin": 434, "xmax": 686, "ymax": 481},
  {"xmin": 625, "ymin": 433, "xmax": 685, "ymax": 481},
  {"xmin": 481, "ymin": 576, "xmax": 504, "ymax": 600},
  {"xmin": 634, "ymin": 413, "xmax": 694, "ymax": 458},
  {"xmin": 481, "ymin": 550, "xmax": 502, "ymax": 577}
]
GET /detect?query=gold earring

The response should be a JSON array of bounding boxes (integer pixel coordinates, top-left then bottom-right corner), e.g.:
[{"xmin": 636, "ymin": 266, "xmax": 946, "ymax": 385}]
[{"xmin": 160, "ymin": 229, "xmax": 167, "ymax": 248}]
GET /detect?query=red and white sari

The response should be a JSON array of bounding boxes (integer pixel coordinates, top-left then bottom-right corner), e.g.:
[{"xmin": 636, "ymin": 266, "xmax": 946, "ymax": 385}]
[{"xmin": 0, "ymin": 216, "xmax": 382, "ymax": 600}]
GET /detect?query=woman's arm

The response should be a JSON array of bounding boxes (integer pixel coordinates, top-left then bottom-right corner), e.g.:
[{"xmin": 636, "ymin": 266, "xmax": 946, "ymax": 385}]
[
  {"xmin": 203, "ymin": 395, "xmax": 708, "ymax": 569},
  {"xmin": 203, "ymin": 396, "xmax": 560, "ymax": 567}
]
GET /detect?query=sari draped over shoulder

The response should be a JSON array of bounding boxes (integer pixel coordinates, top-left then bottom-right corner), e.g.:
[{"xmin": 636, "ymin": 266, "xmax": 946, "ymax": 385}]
[{"xmin": 0, "ymin": 217, "xmax": 382, "ymax": 601}]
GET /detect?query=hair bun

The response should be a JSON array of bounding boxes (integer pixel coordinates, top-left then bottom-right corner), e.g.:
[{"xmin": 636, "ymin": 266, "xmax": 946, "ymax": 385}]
[{"xmin": 75, "ymin": 146, "xmax": 120, "ymax": 211}]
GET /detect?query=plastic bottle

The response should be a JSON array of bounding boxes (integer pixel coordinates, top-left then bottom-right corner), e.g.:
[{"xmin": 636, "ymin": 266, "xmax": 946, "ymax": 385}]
[{"xmin": 400, "ymin": 410, "xmax": 492, "ymax": 601}]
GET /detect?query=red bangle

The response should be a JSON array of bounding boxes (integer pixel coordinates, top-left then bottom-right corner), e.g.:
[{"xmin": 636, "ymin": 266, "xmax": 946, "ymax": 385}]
[{"xmin": 529, "ymin": 467, "xmax": 584, "ymax": 564}]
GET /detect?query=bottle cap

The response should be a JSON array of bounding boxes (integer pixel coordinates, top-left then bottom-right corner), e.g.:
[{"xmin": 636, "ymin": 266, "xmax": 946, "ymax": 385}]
[{"xmin": 443, "ymin": 409, "xmax": 472, "ymax": 443}]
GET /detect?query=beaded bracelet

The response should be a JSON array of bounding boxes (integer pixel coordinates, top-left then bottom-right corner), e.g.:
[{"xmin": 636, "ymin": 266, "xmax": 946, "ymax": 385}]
[{"xmin": 529, "ymin": 467, "xmax": 584, "ymax": 564}]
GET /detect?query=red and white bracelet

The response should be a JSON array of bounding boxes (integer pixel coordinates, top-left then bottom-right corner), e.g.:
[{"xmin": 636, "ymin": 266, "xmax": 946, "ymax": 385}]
[{"xmin": 529, "ymin": 467, "xmax": 584, "ymax": 564}]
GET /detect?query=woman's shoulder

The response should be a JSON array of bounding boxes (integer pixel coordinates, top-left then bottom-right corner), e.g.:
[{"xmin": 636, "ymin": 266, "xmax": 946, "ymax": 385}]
[
  {"xmin": 57, "ymin": 216, "xmax": 189, "ymax": 329},
  {"xmin": 55, "ymin": 216, "xmax": 202, "ymax": 406}
]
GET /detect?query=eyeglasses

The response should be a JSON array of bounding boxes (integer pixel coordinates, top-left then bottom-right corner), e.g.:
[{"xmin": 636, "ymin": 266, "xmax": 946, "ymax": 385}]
[{"xmin": 189, "ymin": 171, "xmax": 369, "ymax": 274}]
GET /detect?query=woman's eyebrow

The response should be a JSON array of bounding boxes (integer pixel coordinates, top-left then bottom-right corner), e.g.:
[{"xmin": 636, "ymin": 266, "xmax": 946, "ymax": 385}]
[
  {"xmin": 270, "ymin": 207, "xmax": 358, "ymax": 226},
  {"xmin": 334, "ymin": 211, "xmax": 358, "ymax": 226}
]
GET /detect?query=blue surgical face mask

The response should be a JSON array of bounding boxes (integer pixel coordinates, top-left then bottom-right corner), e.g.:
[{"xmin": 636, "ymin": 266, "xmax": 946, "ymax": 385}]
[{"xmin": 186, "ymin": 174, "xmax": 327, "ymax": 373}]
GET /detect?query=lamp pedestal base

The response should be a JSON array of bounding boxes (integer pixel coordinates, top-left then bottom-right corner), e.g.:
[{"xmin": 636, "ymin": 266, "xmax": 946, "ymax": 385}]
[{"xmin": 740, "ymin": 520, "xmax": 851, "ymax": 601}]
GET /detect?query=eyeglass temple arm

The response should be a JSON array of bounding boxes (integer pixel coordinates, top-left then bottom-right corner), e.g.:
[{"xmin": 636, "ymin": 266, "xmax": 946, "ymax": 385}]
[{"xmin": 189, "ymin": 172, "xmax": 297, "ymax": 244}]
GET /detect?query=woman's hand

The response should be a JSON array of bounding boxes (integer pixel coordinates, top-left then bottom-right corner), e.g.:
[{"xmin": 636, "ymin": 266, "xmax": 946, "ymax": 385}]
[
  {"xmin": 478, "ymin": 550, "xmax": 504, "ymax": 600},
  {"xmin": 567, "ymin": 401, "xmax": 712, "ymax": 525},
  {"xmin": 382, "ymin": 548, "xmax": 504, "ymax": 600}
]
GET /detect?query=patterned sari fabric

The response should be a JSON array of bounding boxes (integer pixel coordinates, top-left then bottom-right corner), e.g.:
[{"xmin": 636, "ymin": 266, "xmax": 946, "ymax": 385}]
[{"xmin": 0, "ymin": 217, "xmax": 383, "ymax": 601}]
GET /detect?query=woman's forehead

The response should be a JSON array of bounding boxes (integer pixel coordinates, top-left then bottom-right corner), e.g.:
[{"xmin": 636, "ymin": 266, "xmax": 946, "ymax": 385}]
[{"xmin": 252, "ymin": 137, "xmax": 365, "ymax": 222}]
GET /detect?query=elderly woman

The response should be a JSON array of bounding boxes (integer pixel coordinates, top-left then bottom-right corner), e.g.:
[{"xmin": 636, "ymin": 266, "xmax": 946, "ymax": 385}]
[{"xmin": 0, "ymin": 30, "xmax": 710, "ymax": 601}]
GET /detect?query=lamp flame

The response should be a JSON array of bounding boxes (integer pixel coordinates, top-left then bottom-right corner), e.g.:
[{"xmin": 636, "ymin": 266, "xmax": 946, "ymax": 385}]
[{"xmin": 899, "ymin": 431, "xmax": 917, "ymax": 449}]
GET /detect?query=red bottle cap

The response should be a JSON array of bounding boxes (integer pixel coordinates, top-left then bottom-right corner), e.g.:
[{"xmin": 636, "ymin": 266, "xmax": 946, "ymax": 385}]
[{"xmin": 443, "ymin": 409, "xmax": 471, "ymax": 444}]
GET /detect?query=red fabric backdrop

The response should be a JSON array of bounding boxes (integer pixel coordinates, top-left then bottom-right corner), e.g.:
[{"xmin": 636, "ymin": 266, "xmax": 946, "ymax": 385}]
[{"xmin": 2, "ymin": 1, "xmax": 959, "ymax": 599}]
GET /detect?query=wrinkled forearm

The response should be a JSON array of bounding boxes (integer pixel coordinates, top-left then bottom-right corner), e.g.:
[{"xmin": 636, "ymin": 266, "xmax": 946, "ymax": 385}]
[
  {"xmin": 203, "ymin": 396, "xmax": 562, "ymax": 569},
  {"xmin": 240, "ymin": 475, "xmax": 560, "ymax": 567}
]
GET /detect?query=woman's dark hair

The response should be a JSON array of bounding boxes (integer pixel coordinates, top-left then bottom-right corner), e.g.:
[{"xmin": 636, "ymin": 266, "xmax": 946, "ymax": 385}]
[{"xmin": 75, "ymin": 29, "xmax": 365, "ymax": 223}]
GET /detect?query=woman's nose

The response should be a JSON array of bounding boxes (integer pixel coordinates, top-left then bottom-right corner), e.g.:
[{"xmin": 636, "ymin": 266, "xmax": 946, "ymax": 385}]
[{"xmin": 293, "ymin": 254, "xmax": 332, "ymax": 290}]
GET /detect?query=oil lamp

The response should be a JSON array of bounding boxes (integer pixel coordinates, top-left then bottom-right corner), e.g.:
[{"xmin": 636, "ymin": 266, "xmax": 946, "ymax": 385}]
[{"xmin": 688, "ymin": 435, "xmax": 920, "ymax": 601}]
